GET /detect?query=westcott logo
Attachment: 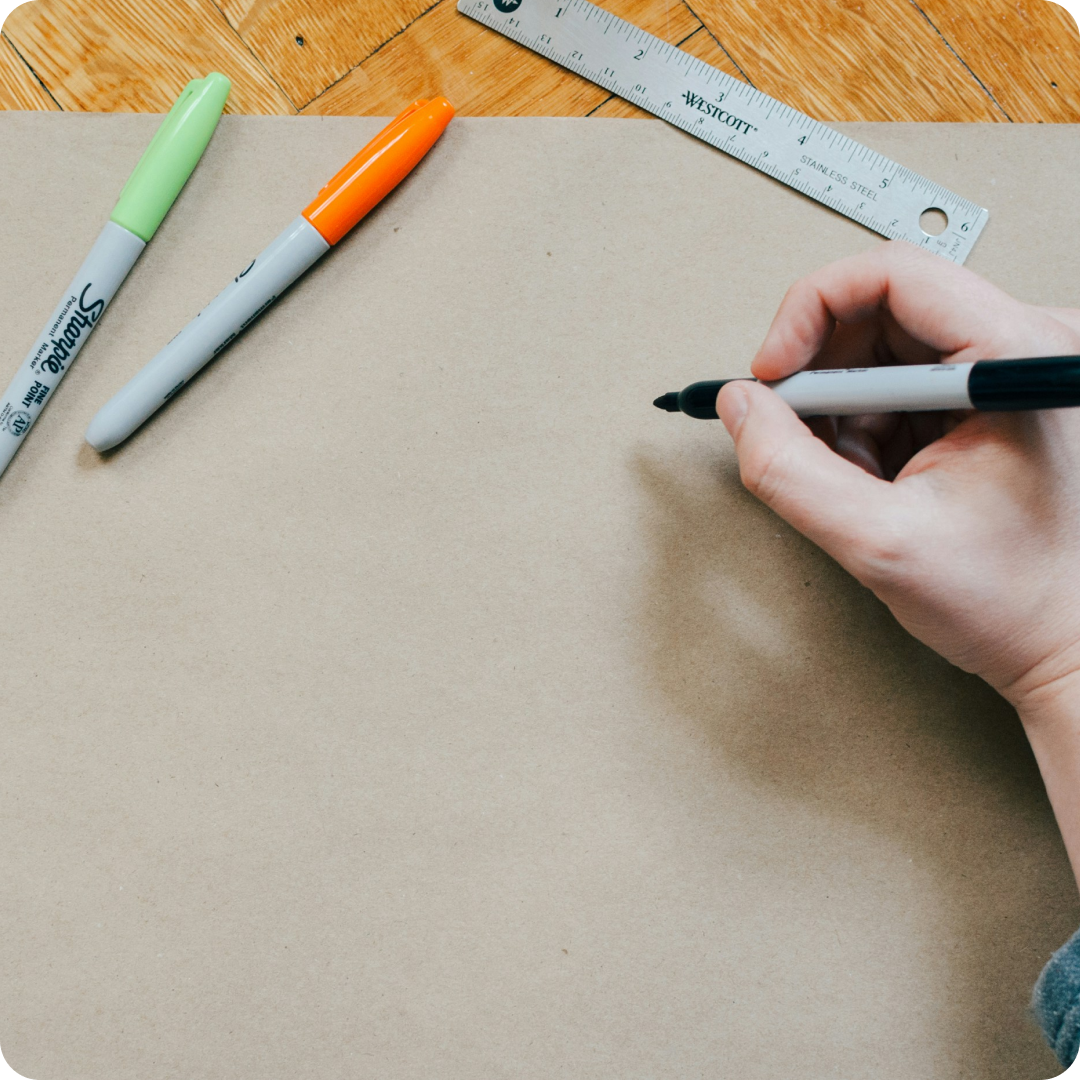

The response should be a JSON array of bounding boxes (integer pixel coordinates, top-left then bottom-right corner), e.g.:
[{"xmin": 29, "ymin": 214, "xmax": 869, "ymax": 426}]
[
  {"xmin": 492, "ymin": 0, "xmax": 522, "ymax": 11},
  {"xmin": 682, "ymin": 91, "xmax": 757, "ymax": 136}
]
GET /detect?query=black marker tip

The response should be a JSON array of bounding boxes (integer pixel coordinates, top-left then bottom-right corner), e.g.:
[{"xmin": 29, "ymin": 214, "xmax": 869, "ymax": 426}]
[{"xmin": 653, "ymin": 393, "xmax": 679, "ymax": 412}]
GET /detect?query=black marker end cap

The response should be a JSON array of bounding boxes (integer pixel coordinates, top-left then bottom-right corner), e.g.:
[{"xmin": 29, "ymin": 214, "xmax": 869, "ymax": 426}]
[{"xmin": 969, "ymin": 357, "xmax": 1080, "ymax": 410}]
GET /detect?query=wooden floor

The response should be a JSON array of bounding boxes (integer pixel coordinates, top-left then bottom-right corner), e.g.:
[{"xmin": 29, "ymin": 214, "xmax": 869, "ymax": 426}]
[{"xmin": 1, "ymin": 0, "xmax": 1079, "ymax": 121}]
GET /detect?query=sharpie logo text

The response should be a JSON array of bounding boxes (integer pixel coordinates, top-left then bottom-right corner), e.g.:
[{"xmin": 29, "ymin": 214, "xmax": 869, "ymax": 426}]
[{"xmin": 38, "ymin": 285, "xmax": 106, "ymax": 375}]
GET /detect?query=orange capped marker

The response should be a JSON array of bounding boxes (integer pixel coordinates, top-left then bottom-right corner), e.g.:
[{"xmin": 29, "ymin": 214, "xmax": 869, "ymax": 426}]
[
  {"xmin": 304, "ymin": 97, "xmax": 454, "ymax": 245},
  {"xmin": 86, "ymin": 98, "xmax": 454, "ymax": 452}
]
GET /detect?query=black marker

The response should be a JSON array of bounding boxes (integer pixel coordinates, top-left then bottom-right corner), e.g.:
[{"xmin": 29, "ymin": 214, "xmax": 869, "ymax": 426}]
[{"xmin": 654, "ymin": 358, "xmax": 1080, "ymax": 418}]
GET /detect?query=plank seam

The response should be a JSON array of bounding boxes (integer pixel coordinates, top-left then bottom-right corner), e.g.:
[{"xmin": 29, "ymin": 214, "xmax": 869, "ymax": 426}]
[
  {"xmin": 215, "ymin": 0, "xmax": 272, "ymax": 36},
  {"xmin": 905, "ymin": 0, "xmax": 1013, "ymax": 120},
  {"xmin": 300, "ymin": 0, "xmax": 445, "ymax": 113},
  {"xmin": 209, "ymin": 0, "xmax": 299, "ymax": 112},
  {"xmin": 680, "ymin": 1, "xmax": 756, "ymax": 88},
  {"xmin": 1, "ymin": 29, "xmax": 62, "ymax": 110}
]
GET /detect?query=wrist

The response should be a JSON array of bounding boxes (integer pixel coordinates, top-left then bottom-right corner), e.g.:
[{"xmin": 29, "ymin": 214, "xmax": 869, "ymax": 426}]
[
  {"xmin": 1009, "ymin": 666, "xmax": 1080, "ymax": 892},
  {"xmin": 1006, "ymin": 650, "xmax": 1080, "ymax": 729}
]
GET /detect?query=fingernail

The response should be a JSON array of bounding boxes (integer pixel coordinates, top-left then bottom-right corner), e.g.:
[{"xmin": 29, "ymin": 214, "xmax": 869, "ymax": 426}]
[{"xmin": 717, "ymin": 383, "xmax": 748, "ymax": 436}]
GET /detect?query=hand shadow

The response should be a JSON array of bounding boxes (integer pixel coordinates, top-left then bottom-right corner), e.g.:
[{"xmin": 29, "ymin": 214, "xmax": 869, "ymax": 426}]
[{"xmin": 630, "ymin": 443, "xmax": 1078, "ymax": 1079}]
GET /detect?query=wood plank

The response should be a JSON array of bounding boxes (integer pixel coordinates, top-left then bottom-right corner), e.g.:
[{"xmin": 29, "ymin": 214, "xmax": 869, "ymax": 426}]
[
  {"xmin": 589, "ymin": 25, "xmax": 746, "ymax": 117},
  {"xmin": 2, "ymin": 0, "xmax": 1077, "ymax": 121},
  {"xmin": 217, "ymin": 0, "xmax": 435, "ymax": 109},
  {"xmin": 690, "ymin": 0, "xmax": 1004, "ymax": 121},
  {"xmin": 915, "ymin": 0, "xmax": 1080, "ymax": 122},
  {"xmin": 304, "ymin": 0, "xmax": 701, "ymax": 117},
  {"xmin": 0, "ymin": 33, "xmax": 59, "ymax": 110},
  {"xmin": 2, "ymin": 0, "xmax": 295, "ymax": 114}
]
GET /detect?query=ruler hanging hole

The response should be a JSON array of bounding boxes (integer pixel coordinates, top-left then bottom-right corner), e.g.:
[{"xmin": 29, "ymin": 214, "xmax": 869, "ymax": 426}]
[{"xmin": 919, "ymin": 208, "xmax": 948, "ymax": 236}]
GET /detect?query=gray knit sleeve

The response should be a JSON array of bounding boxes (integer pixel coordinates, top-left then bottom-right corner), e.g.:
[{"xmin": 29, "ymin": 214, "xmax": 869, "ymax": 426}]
[{"xmin": 1033, "ymin": 926, "xmax": 1080, "ymax": 1070}]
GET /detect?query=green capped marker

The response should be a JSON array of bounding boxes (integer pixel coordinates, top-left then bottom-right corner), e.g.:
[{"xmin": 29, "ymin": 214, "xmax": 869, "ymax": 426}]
[{"xmin": 0, "ymin": 72, "xmax": 231, "ymax": 479}]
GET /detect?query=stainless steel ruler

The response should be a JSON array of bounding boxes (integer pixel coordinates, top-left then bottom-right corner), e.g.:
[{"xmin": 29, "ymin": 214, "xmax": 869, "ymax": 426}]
[{"xmin": 458, "ymin": 0, "xmax": 989, "ymax": 263}]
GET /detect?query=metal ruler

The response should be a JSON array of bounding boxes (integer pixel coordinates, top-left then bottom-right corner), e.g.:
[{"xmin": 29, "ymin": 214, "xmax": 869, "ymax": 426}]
[{"xmin": 458, "ymin": 0, "xmax": 989, "ymax": 263}]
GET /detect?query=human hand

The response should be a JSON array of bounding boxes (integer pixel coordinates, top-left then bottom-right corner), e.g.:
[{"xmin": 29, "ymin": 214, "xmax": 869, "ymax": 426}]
[{"xmin": 716, "ymin": 241, "xmax": 1080, "ymax": 716}]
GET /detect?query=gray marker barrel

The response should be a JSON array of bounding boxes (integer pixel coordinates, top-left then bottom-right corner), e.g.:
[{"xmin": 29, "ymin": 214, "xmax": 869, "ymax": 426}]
[
  {"xmin": 85, "ymin": 217, "xmax": 330, "ymax": 452},
  {"xmin": 766, "ymin": 363, "xmax": 975, "ymax": 415},
  {"xmin": 0, "ymin": 221, "xmax": 145, "ymax": 477}
]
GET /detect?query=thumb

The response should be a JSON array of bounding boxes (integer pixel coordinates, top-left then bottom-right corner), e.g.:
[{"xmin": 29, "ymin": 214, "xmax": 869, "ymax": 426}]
[{"xmin": 717, "ymin": 381, "xmax": 897, "ymax": 561}]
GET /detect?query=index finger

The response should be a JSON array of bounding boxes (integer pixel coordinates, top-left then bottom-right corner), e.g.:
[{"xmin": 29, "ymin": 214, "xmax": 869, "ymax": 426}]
[{"xmin": 751, "ymin": 241, "xmax": 1023, "ymax": 381}]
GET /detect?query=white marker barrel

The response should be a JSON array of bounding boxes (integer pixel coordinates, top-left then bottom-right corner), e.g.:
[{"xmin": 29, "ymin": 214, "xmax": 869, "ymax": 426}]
[
  {"xmin": 769, "ymin": 363, "xmax": 974, "ymax": 416},
  {"xmin": 0, "ymin": 221, "xmax": 145, "ymax": 476},
  {"xmin": 86, "ymin": 216, "xmax": 330, "ymax": 452}
]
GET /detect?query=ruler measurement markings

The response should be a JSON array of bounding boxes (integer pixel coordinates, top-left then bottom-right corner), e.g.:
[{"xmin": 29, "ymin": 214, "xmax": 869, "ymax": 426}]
[{"xmin": 459, "ymin": 0, "xmax": 987, "ymax": 262}]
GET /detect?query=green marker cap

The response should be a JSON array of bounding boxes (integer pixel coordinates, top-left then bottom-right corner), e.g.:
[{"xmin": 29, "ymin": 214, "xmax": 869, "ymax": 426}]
[{"xmin": 110, "ymin": 72, "xmax": 231, "ymax": 243}]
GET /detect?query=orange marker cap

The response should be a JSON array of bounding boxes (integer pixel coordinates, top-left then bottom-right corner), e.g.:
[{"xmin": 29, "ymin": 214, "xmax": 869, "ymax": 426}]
[{"xmin": 302, "ymin": 97, "xmax": 454, "ymax": 246}]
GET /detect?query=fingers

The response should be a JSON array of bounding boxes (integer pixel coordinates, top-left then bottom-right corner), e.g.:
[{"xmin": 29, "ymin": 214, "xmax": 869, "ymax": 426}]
[
  {"xmin": 717, "ymin": 381, "xmax": 897, "ymax": 560},
  {"xmin": 834, "ymin": 413, "xmax": 899, "ymax": 479},
  {"xmin": 751, "ymin": 241, "xmax": 1029, "ymax": 381},
  {"xmin": 827, "ymin": 413, "xmax": 952, "ymax": 481}
]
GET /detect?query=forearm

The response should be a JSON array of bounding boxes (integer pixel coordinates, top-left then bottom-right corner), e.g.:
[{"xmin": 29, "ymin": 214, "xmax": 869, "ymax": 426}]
[{"xmin": 1017, "ymin": 671, "xmax": 1080, "ymax": 893}]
